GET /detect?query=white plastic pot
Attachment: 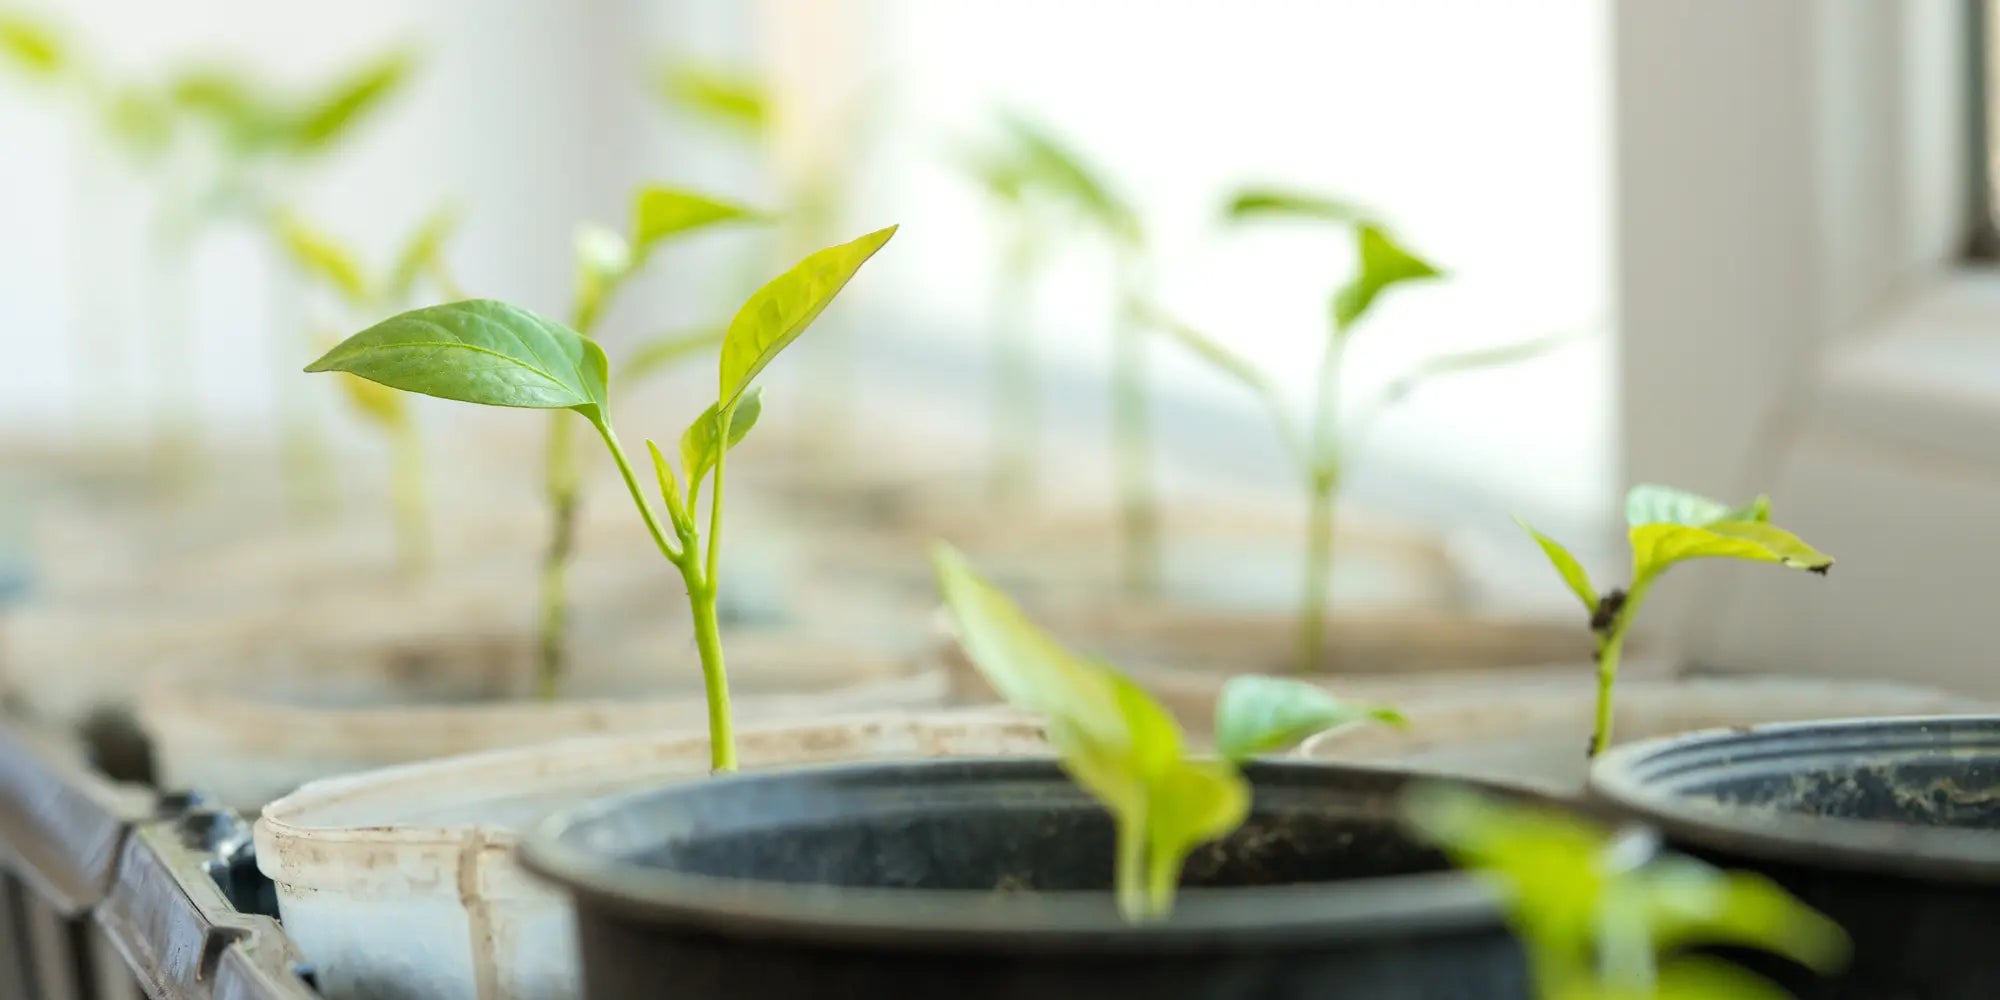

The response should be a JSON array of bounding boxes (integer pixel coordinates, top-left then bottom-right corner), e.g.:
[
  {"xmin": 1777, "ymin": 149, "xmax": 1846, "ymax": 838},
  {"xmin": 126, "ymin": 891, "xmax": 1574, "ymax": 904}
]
[
  {"xmin": 255, "ymin": 710, "xmax": 1048, "ymax": 1000},
  {"xmin": 1303, "ymin": 674, "xmax": 1985, "ymax": 794},
  {"xmin": 141, "ymin": 628, "xmax": 948, "ymax": 810}
]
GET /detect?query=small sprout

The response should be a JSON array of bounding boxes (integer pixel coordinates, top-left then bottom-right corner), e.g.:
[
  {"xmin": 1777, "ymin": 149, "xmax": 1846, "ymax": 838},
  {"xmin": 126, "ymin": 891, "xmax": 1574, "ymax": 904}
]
[
  {"xmin": 310, "ymin": 226, "xmax": 895, "ymax": 769},
  {"xmin": 656, "ymin": 61, "xmax": 769, "ymax": 135},
  {"xmin": 935, "ymin": 545, "xmax": 1399, "ymax": 921},
  {"xmin": 1405, "ymin": 786, "xmax": 1848, "ymax": 999},
  {"xmin": 1517, "ymin": 484, "xmax": 1833, "ymax": 756},
  {"xmin": 1147, "ymin": 190, "xmax": 1566, "ymax": 671}
]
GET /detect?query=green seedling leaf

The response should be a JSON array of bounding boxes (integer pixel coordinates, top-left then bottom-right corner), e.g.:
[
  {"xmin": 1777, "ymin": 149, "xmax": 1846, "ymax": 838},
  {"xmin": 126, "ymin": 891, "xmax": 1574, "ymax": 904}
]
[
  {"xmin": 1139, "ymin": 303, "xmax": 1304, "ymax": 463},
  {"xmin": 387, "ymin": 203, "xmax": 462, "ymax": 304},
  {"xmin": 621, "ymin": 326, "xmax": 725, "ymax": 385},
  {"xmin": 1376, "ymin": 332, "xmax": 1575, "ymax": 406},
  {"xmin": 1636, "ymin": 855, "xmax": 1849, "ymax": 974},
  {"xmin": 273, "ymin": 211, "xmax": 371, "ymax": 306},
  {"xmin": 1223, "ymin": 186, "xmax": 1373, "ymax": 226},
  {"xmin": 934, "ymin": 544, "xmax": 1251, "ymax": 921},
  {"xmin": 630, "ymin": 185, "xmax": 763, "ymax": 261},
  {"xmin": 1640, "ymin": 957, "xmax": 1799, "ymax": 1000},
  {"xmin": 572, "ymin": 222, "xmax": 633, "ymax": 330},
  {"xmin": 171, "ymin": 66, "xmax": 289, "ymax": 151},
  {"xmin": 659, "ymin": 62, "xmax": 768, "ymax": 133},
  {"xmin": 1333, "ymin": 224, "xmax": 1442, "ymax": 332},
  {"xmin": 679, "ymin": 387, "xmax": 763, "ymax": 499},
  {"xmin": 291, "ymin": 48, "xmax": 415, "ymax": 153},
  {"xmin": 999, "ymin": 113, "xmax": 1141, "ymax": 244},
  {"xmin": 950, "ymin": 138, "xmax": 1030, "ymax": 204},
  {"xmin": 1624, "ymin": 484, "xmax": 1770, "ymax": 528},
  {"xmin": 306, "ymin": 299, "xmax": 609, "ymax": 419},
  {"xmin": 718, "ymin": 225, "xmax": 897, "ymax": 410},
  {"xmin": 0, "ymin": 12, "xmax": 66, "ymax": 78},
  {"xmin": 1628, "ymin": 520, "xmax": 1833, "ymax": 580},
  {"xmin": 1214, "ymin": 675, "xmax": 1404, "ymax": 761},
  {"xmin": 1515, "ymin": 517, "xmax": 1598, "ymax": 614}
]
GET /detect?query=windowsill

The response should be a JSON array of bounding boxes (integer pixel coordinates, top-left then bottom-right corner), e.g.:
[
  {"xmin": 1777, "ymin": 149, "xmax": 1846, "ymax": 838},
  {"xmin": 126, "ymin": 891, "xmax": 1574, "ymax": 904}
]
[{"xmin": 1811, "ymin": 269, "xmax": 2000, "ymax": 469}]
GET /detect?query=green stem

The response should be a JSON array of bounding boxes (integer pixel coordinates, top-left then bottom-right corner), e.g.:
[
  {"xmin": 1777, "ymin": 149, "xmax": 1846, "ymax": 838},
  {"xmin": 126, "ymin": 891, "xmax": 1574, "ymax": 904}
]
[
  {"xmin": 1297, "ymin": 472, "xmax": 1339, "ymax": 673},
  {"xmin": 1111, "ymin": 266, "xmax": 1158, "ymax": 595},
  {"xmin": 536, "ymin": 412, "xmax": 582, "ymax": 700},
  {"xmin": 1113, "ymin": 815, "xmax": 1147, "ymax": 923},
  {"xmin": 1589, "ymin": 576, "xmax": 1651, "ymax": 756},
  {"xmin": 390, "ymin": 416, "xmax": 429, "ymax": 580}
]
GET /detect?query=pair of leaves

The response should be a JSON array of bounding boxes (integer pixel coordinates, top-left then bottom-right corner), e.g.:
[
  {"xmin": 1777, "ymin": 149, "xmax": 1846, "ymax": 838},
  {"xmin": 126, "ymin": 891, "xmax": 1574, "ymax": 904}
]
[
  {"xmin": 274, "ymin": 204, "xmax": 462, "ymax": 311},
  {"xmin": 1405, "ymin": 786, "xmax": 1848, "ymax": 998},
  {"xmin": 171, "ymin": 48, "xmax": 415, "ymax": 160},
  {"xmin": 1519, "ymin": 485, "xmax": 1834, "ymax": 619},
  {"xmin": 994, "ymin": 113, "xmax": 1143, "ymax": 246},
  {"xmin": 934, "ymin": 545, "xmax": 1400, "ymax": 921},
  {"xmin": 1220, "ymin": 185, "xmax": 1440, "ymax": 333}
]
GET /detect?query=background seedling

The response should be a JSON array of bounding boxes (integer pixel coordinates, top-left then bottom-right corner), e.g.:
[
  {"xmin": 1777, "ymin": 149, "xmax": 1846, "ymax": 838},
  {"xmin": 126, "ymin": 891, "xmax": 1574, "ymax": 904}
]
[
  {"xmin": 935, "ymin": 544, "xmax": 1402, "ymax": 921},
  {"xmin": 1406, "ymin": 785, "xmax": 1848, "ymax": 999},
  {"xmin": 309, "ymin": 225, "xmax": 895, "ymax": 770},
  {"xmin": 271, "ymin": 205, "xmax": 463, "ymax": 574},
  {"xmin": 1145, "ymin": 186, "xmax": 1564, "ymax": 671},
  {"xmin": 1518, "ymin": 484, "xmax": 1833, "ymax": 756},
  {"xmin": 991, "ymin": 116, "xmax": 1158, "ymax": 592}
]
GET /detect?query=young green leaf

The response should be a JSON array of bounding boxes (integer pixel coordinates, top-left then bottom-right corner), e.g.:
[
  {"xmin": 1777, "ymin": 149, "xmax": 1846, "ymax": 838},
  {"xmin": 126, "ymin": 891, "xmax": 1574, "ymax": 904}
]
[
  {"xmin": 999, "ymin": 113, "xmax": 1142, "ymax": 244},
  {"xmin": 1222, "ymin": 186, "xmax": 1373, "ymax": 226},
  {"xmin": 1642, "ymin": 957, "xmax": 1798, "ymax": 1000},
  {"xmin": 1629, "ymin": 520, "xmax": 1833, "ymax": 579},
  {"xmin": 1213, "ymin": 675, "xmax": 1405, "ymax": 761},
  {"xmin": 1332, "ymin": 224, "xmax": 1443, "ymax": 332},
  {"xmin": 679, "ymin": 388, "xmax": 763, "ymax": 498},
  {"xmin": 1140, "ymin": 304, "xmax": 1303, "ymax": 461},
  {"xmin": 387, "ymin": 203, "xmax": 462, "ymax": 304},
  {"xmin": 1624, "ymin": 484, "xmax": 1770, "ymax": 528},
  {"xmin": 934, "ymin": 544, "xmax": 1253, "ymax": 921},
  {"xmin": 305, "ymin": 299, "xmax": 609, "ymax": 419},
  {"xmin": 273, "ymin": 211, "xmax": 371, "ymax": 306},
  {"xmin": 630, "ymin": 185, "xmax": 762, "ymax": 260},
  {"xmin": 1374, "ymin": 332, "xmax": 1575, "ymax": 407},
  {"xmin": 1635, "ymin": 855, "xmax": 1849, "ymax": 974},
  {"xmin": 658, "ymin": 62, "xmax": 768, "ymax": 133},
  {"xmin": 718, "ymin": 225, "xmax": 897, "ymax": 411},
  {"xmin": 1515, "ymin": 517, "xmax": 1599, "ymax": 614},
  {"xmin": 619, "ymin": 326, "xmax": 726, "ymax": 385},
  {"xmin": 290, "ymin": 48, "xmax": 416, "ymax": 153},
  {"xmin": 0, "ymin": 13, "xmax": 66, "ymax": 79}
]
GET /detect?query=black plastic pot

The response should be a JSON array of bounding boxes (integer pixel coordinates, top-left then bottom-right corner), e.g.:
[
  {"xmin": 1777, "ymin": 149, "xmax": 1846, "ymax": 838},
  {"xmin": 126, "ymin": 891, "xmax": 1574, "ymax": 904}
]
[
  {"xmin": 1590, "ymin": 715, "xmax": 2000, "ymax": 1000},
  {"xmin": 522, "ymin": 757, "xmax": 1530, "ymax": 999}
]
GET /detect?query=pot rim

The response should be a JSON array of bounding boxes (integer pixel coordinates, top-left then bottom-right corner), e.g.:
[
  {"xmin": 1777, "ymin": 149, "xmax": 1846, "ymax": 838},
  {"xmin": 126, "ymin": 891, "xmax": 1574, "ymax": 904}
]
[
  {"xmin": 1588, "ymin": 714, "xmax": 2000, "ymax": 884},
  {"xmin": 517, "ymin": 756, "xmax": 1508, "ymax": 951}
]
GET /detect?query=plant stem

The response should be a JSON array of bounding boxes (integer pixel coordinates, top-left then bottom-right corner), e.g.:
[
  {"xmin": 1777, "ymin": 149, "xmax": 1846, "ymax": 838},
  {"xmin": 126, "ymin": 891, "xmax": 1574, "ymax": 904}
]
[
  {"xmin": 990, "ymin": 218, "xmax": 1038, "ymax": 506},
  {"xmin": 1589, "ymin": 576, "xmax": 1652, "ymax": 755},
  {"xmin": 1114, "ymin": 817, "xmax": 1147, "ymax": 923},
  {"xmin": 1297, "ymin": 471, "xmax": 1340, "ymax": 673},
  {"xmin": 1111, "ymin": 262, "xmax": 1158, "ymax": 595},
  {"xmin": 389, "ymin": 416, "xmax": 429, "ymax": 581},
  {"xmin": 536, "ymin": 411, "xmax": 581, "ymax": 700}
]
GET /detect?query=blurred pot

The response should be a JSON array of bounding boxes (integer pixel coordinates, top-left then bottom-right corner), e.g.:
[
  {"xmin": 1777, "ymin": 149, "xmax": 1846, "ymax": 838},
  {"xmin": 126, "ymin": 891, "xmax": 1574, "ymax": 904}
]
[{"xmin": 256, "ymin": 711, "xmax": 1049, "ymax": 1000}]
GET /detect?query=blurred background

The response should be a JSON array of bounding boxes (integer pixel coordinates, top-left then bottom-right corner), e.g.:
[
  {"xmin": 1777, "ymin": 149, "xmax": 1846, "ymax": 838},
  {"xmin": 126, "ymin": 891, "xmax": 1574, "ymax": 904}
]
[{"xmin": 0, "ymin": 0, "xmax": 1994, "ymax": 697}]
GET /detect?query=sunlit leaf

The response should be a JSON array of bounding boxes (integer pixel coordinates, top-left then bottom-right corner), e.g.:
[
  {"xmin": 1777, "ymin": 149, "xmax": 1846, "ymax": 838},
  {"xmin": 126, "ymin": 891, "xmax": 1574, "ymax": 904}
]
[
  {"xmin": 1223, "ymin": 186, "xmax": 1373, "ymax": 226},
  {"xmin": 678, "ymin": 387, "xmax": 763, "ymax": 499},
  {"xmin": 272, "ymin": 210, "xmax": 371, "ymax": 306},
  {"xmin": 1515, "ymin": 517, "xmax": 1598, "ymax": 614},
  {"xmin": 1629, "ymin": 521, "xmax": 1833, "ymax": 580},
  {"xmin": 999, "ymin": 113, "xmax": 1141, "ymax": 244},
  {"xmin": 1332, "ymin": 224, "xmax": 1442, "ymax": 332},
  {"xmin": 718, "ymin": 225, "xmax": 896, "ymax": 410},
  {"xmin": 1637, "ymin": 856, "xmax": 1849, "ymax": 974},
  {"xmin": 0, "ymin": 13, "xmax": 67, "ymax": 78},
  {"xmin": 1624, "ymin": 484, "xmax": 1771, "ymax": 529},
  {"xmin": 1214, "ymin": 675, "xmax": 1404, "ymax": 761},
  {"xmin": 306, "ymin": 299, "xmax": 609, "ymax": 419},
  {"xmin": 387, "ymin": 203, "xmax": 462, "ymax": 304},
  {"xmin": 630, "ymin": 186, "xmax": 763, "ymax": 257},
  {"xmin": 620, "ymin": 326, "xmax": 725, "ymax": 385},
  {"xmin": 1141, "ymin": 757, "xmax": 1251, "ymax": 919},
  {"xmin": 290, "ymin": 48, "xmax": 416, "ymax": 153},
  {"xmin": 658, "ymin": 62, "xmax": 768, "ymax": 134}
]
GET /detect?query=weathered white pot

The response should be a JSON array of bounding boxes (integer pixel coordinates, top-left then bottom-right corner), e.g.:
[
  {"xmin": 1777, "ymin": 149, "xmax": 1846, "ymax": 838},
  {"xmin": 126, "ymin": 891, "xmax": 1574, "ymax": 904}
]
[
  {"xmin": 140, "ymin": 628, "xmax": 947, "ymax": 810},
  {"xmin": 255, "ymin": 711, "xmax": 1048, "ymax": 1000},
  {"xmin": 936, "ymin": 601, "xmax": 1616, "ymax": 734},
  {"xmin": 1303, "ymin": 675, "xmax": 1984, "ymax": 794}
]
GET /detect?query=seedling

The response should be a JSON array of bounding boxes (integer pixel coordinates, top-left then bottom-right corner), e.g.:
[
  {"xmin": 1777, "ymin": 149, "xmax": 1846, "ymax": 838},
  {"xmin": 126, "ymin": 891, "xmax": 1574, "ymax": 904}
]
[
  {"xmin": 950, "ymin": 116, "xmax": 1060, "ymax": 504},
  {"xmin": 934, "ymin": 544, "xmax": 1402, "ymax": 921},
  {"xmin": 1144, "ymin": 187, "xmax": 1565, "ymax": 672},
  {"xmin": 309, "ymin": 225, "xmax": 896, "ymax": 770},
  {"xmin": 537, "ymin": 185, "xmax": 764, "ymax": 699},
  {"xmin": 992, "ymin": 116, "xmax": 1158, "ymax": 592},
  {"xmin": 271, "ymin": 205, "xmax": 463, "ymax": 574},
  {"xmin": 1406, "ymin": 785, "xmax": 1848, "ymax": 999},
  {"xmin": 1517, "ymin": 484, "xmax": 1833, "ymax": 756}
]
